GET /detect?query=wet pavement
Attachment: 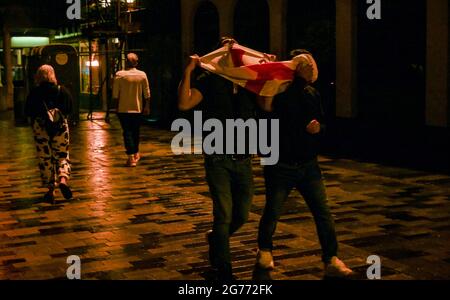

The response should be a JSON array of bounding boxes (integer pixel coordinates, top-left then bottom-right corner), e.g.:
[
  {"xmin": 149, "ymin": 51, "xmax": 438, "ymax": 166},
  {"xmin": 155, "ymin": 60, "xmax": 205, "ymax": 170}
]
[{"xmin": 0, "ymin": 111, "xmax": 449, "ymax": 280}]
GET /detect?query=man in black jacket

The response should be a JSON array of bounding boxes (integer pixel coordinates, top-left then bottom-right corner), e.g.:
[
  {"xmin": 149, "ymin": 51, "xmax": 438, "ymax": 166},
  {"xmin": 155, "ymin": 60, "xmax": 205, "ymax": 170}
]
[{"xmin": 256, "ymin": 50, "xmax": 353, "ymax": 278}]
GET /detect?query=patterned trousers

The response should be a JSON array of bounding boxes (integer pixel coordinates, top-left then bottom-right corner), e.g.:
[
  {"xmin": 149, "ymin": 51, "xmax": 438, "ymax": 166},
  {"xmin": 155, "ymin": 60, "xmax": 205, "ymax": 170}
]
[{"xmin": 32, "ymin": 118, "xmax": 71, "ymax": 187}]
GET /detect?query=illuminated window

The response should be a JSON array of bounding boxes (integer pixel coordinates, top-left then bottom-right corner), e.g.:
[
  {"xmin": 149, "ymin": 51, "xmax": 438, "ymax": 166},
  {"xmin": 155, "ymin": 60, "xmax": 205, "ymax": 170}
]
[{"xmin": 79, "ymin": 41, "xmax": 100, "ymax": 95}]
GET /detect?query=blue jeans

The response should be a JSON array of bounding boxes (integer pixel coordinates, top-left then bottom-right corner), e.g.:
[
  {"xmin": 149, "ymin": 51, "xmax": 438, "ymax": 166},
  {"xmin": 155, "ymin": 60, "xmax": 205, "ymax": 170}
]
[
  {"xmin": 117, "ymin": 113, "xmax": 141, "ymax": 155},
  {"xmin": 257, "ymin": 159, "xmax": 338, "ymax": 263},
  {"xmin": 204, "ymin": 155, "xmax": 254, "ymax": 271}
]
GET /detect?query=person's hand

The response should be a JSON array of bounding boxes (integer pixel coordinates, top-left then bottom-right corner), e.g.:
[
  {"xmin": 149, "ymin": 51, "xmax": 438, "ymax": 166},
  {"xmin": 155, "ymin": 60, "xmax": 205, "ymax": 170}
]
[
  {"xmin": 260, "ymin": 54, "xmax": 277, "ymax": 64},
  {"xmin": 143, "ymin": 105, "xmax": 151, "ymax": 116},
  {"xmin": 266, "ymin": 54, "xmax": 277, "ymax": 62},
  {"xmin": 306, "ymin": 119, "xmax": 321, "ymax": 135},
  {"xmin": 185, "ymin": 55, "xmax": 200, "ymax": 73}
]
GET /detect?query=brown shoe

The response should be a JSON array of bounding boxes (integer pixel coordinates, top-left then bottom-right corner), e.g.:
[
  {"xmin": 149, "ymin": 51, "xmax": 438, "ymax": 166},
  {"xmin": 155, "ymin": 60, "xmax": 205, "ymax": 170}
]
[
  {"xmin": 256, "ymin": 249, "xmax": 275, "ymax": 270},
  {"xmin": 134, "ymin": 153, "xmax": 141, "ymax": 163},
  {"xmin": 324, "ymin": 257, "xmax": 353, "ymax": 278}
]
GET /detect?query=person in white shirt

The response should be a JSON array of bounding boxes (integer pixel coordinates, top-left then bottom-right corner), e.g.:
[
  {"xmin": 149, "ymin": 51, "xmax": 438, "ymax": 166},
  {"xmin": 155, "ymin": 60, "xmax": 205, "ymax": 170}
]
[{"xmin": 113, "ymin": 53, "xmax": 151, "ymax": 167}]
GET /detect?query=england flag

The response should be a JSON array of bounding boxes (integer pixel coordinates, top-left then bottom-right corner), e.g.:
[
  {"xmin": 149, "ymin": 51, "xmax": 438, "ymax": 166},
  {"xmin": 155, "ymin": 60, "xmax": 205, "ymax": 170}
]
[{"xmin": 199, "ymin": 43, "xmax": 318, "ymax": 97}]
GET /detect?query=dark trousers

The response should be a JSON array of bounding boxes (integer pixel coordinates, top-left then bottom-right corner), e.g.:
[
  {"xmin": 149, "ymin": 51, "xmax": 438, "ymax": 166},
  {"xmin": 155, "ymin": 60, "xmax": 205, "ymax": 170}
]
[
  {"xmin": 204, "ymin": 155, "xmax": 254, "ymax": 272},
  {"xmin": 257, "ymin": 159, "xmax": 338, "ymax": 263},
  {"xmin": 117, "ymin": 113, "xmax": 141, "ymax": 155}
]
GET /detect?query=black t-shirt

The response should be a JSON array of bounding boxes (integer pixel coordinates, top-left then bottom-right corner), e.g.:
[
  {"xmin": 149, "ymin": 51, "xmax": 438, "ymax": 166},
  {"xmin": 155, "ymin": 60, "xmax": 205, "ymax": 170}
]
[
  {"xmin": 192, "ymin": 71, "xmax": 257, "ymax": 154},
  {"xmin": 193, "ymin": 71, "xmax": 256, "ymax": 121},
  {"xmin": 271, "ymin": 79, "xmax": 324, "ymax": 164},
  {"xmin": 25, "ymin": 82, "xmax": 73, "ymax": 120}
]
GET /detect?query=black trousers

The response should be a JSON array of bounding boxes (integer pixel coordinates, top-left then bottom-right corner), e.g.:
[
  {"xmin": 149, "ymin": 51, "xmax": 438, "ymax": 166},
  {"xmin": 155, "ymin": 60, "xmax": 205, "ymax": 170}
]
[{"xmin": 117, "ymin": 113, "xmax": 142, "ymax": 155}]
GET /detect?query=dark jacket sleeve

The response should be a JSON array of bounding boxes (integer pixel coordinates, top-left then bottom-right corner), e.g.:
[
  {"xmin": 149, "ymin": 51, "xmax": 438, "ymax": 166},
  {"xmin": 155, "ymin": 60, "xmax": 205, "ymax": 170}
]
[
  {"xmin": 59, "ymin": 86, "xmax": 73, "ymax": 117},
  {"xmin": 302, "ymin": 86, "xmax": 326, "ymax": 132}
]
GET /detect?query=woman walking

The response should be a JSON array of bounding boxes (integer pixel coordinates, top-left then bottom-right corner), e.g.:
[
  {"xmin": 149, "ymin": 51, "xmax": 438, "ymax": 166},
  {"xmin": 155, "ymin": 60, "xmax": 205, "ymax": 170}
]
[{"xmin": 25, "ymin": 65, "xmax": 73, "ymax": 203}]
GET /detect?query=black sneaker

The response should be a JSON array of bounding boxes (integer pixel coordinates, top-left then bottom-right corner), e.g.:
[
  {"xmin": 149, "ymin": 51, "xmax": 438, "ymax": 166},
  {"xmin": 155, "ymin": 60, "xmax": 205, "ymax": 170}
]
[
  {"xmin": 59, "ymin": 183, "xmax": 73, "ymax": 200},
  {"xmin": 44, "ymin": 190, "xmax": 55, "ymax": 204}
]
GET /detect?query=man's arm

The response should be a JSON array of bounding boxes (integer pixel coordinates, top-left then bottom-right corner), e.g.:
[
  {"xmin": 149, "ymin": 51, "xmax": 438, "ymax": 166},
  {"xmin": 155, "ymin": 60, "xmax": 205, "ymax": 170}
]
[
  {"xmin": 305, "ymin": 88, "xmax": 324, "ymax": 135},
  {"xmin": 112, "ymin": 74, "xmax": 120, "ymax": 110},
  {"xmin": 178, "ymin": 55, "xmax": 203, "ymax": 111},
  {"xmin": 142, "ymin": 76, "xmax": 151, "ymax": 115}
]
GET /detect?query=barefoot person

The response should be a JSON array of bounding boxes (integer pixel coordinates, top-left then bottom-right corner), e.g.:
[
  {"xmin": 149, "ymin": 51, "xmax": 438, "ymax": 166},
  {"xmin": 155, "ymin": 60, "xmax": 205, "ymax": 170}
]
[{"xmin": 25, "ymin": 65, "xmax": 73, "ymax": 203}]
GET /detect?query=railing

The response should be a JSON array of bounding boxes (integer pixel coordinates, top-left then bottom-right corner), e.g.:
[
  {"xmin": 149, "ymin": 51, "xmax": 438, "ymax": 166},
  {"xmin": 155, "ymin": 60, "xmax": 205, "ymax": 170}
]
[{"xmin": 80, "ymin": 0, "xmax": 145, "ymax": 32}]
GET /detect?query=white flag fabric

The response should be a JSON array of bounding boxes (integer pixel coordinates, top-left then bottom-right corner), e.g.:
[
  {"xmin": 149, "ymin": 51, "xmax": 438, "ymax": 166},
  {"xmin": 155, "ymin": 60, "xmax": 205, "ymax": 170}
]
[{"xmin": 199, "ymin": 44, "xmax": 318, "ymax": 97}]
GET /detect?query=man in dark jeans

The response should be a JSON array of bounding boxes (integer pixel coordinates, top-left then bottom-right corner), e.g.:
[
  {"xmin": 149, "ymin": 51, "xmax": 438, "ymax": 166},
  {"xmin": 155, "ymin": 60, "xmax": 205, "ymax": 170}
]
[
  {"xmin": 256, "ymin": 49, "xmax": 353, "ymax": 278},
  {"xmin": 178, "ymin": 37, "xmax": 258, "ymax": 281}
]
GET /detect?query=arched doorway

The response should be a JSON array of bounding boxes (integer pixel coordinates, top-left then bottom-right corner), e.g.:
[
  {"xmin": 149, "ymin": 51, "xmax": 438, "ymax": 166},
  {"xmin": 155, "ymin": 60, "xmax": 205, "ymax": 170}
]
[
  {"xmin": 357, "ymin": 0, "xmax": 426, "ymax": 140},
  {"xmin": 233, "ymin": 0, "xmax": 270, "ymax": 53},
  {"xmin": 194, "ymin": 1, "xmax": 220, "ymax": 55}
]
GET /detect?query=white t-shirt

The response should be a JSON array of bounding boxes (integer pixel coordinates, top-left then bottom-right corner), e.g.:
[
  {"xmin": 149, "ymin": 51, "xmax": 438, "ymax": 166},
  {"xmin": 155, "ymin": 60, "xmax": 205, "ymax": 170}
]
[{"xmin": 113, "ymin": 68, "xmax": 151, "ymax": 113}]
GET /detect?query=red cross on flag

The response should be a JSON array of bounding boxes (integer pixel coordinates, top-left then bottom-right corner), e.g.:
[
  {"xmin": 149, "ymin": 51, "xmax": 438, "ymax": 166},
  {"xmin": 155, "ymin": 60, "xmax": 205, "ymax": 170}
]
[{"xmin": 199, "ymin": 43, "xmax": 318, "ymax": 97}]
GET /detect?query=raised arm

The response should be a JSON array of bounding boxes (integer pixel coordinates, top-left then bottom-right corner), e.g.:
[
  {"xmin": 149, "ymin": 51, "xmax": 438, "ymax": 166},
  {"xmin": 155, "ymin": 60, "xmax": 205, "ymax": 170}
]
[{"xmin": 178, "ymin": 55, "xmax": 204, "ymax": 111}]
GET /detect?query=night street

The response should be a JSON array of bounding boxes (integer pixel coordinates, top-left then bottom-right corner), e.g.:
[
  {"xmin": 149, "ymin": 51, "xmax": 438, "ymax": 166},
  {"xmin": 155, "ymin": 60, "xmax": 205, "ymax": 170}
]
[{"xmin": 1, "ymin": 111, "xmax": 449, "ymax": 280}]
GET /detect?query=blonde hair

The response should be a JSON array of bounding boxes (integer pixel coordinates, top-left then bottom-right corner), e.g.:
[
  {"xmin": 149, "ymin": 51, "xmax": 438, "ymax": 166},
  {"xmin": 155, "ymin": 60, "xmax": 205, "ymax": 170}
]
[{"xmin": 35, "ymin": 64, "xmax": 58, "ymax": 85}]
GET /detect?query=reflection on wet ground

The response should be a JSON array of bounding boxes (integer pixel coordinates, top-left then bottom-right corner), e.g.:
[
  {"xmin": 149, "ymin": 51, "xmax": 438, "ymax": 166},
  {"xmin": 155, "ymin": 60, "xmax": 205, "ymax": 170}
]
[{"xmin": 0, "ymin": 112, "xmax": 449, "ymax": 280}]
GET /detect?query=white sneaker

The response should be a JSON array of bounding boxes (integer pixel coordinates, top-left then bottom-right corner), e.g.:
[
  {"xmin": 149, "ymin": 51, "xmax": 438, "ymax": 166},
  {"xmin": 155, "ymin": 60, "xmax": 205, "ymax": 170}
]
[
  {"xmin": 126, "ymin": 155, "xmax": 137, "ymax": 167},
  {"xmin": 324, "ymin": 256, "xmax": 353, "ymax": 278},
  {"xmin": 256, "ymin": 249, "xmax": 274, "ymax": 270}
]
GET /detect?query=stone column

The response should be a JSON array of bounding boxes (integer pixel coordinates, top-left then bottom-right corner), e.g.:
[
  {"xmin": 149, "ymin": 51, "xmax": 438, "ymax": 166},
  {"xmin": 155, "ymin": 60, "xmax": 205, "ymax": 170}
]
[
  {"xmin": 426, "ymin": 0, "xmax": 449, "ymax": 127},
  {"xmin": 212, "ymin": 0, "xmax": 236, "ymax": 38},
  {"xmin": 0, "ymin": 55, "xmax": 5, "ymax": 111},
  {"xmin": 267, "ymin": 0, "xmax": 286, "ymax": 58},
  {"xmin": 336, "ymin": 0, "xmax": 358, "ymax": 118},
  {"xmin": 3, "ymin": 25, "xmax": 14, "ymax": 110},
  {"xmin": 180, "ymin": 0, "xmax": 201, "ymax": 66}
]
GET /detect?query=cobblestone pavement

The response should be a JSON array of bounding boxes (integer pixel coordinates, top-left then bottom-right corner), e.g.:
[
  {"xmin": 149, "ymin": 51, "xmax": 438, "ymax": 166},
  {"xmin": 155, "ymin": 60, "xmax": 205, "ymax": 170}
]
[{"xmin": 0, "ymin": 112, "xmax": 449, "ymax": 280}]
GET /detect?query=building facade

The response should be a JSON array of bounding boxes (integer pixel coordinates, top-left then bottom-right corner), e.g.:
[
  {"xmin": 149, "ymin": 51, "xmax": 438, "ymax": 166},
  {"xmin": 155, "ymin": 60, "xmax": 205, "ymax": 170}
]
[
  {"xmin": 180, "ymin": 0, "xmax": 449, "ymax": 170},
  {"xmin": 1, "ymin": 0, "xmax": 449, "ymax": 168}
]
